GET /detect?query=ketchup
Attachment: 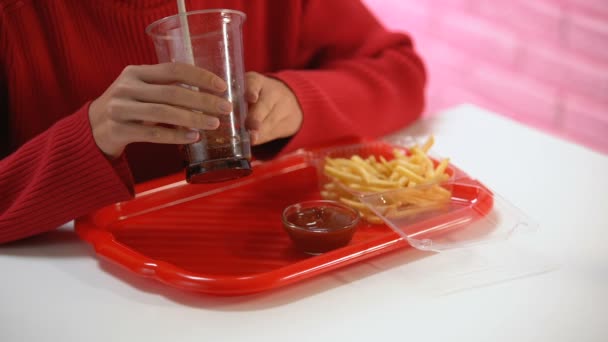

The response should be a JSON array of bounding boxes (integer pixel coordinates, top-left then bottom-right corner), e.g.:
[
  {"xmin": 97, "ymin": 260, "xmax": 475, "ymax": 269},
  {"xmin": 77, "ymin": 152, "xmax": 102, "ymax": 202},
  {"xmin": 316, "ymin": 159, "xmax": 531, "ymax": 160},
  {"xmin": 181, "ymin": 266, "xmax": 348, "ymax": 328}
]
[{"xmin": 282, "ymin": 201, "xmax": 360, "ymax": 255}]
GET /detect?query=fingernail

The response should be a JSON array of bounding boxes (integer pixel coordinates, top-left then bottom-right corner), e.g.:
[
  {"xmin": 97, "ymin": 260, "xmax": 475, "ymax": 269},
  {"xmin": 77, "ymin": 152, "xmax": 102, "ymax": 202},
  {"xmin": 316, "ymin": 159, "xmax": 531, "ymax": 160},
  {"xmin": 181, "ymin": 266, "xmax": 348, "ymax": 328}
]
[
  {"xmin": 218, "ymin": 101, "xmax": 232, "ymax": 113},
  {"xmin": 208, "ymin": 118, "xmax": 220, "ymax": 129},
  {"xmin": 248, "ymin": 119, "xmax": 261, "ymax": 131},
  {"xmin": 247, "ymin": 92, "xmax": 258, "ymax": 103},
  {"xmin": 213, "ymin": 78, "xmax": 227, "ymax": 91},
  {"xmin": 249, "ymin": 131, "xmax": 258, "ymax": 144},
  {"xmin": 186, "ymin": 129, "xmax": 199, "ymax": 141}
]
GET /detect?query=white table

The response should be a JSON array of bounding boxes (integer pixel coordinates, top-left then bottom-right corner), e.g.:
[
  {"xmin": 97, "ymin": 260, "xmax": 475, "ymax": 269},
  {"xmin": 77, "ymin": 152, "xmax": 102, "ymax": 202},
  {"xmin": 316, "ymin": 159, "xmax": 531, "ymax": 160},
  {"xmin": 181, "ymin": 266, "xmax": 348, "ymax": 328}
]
[{"xmin": 2, "ymin": 104, "xmax": 607, "ymax": 342}]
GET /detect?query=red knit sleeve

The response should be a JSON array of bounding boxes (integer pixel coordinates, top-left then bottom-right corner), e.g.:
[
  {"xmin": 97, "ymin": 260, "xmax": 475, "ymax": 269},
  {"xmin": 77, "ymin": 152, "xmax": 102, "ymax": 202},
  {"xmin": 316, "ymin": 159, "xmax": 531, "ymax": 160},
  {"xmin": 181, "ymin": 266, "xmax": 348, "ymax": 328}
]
[
  {"xmin": 272, "ymin": 0, "xmax": 426, "ymax": 154},
  {"xmin": 0, "ymin": 103, "xmax": 134, "ymax": 244}
]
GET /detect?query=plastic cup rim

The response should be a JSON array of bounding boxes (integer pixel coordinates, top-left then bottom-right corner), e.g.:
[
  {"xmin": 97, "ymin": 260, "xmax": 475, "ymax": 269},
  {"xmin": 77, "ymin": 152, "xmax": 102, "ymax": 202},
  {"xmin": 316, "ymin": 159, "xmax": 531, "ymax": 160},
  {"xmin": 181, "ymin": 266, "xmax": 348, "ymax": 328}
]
[{"xmin": 145, "ymin": 9, "xmax": 247, "ymax": 40}]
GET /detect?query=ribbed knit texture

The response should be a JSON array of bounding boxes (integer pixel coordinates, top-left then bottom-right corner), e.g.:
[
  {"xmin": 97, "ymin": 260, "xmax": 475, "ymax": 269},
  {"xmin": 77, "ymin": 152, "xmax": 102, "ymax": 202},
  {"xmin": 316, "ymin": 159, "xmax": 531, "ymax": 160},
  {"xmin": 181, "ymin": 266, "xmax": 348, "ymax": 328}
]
[
  {"xmin": 0, "ymin": 0, "xmax": 425, "ymax": 243},
  {"xmin": 0, "ymin": 104, "xmax": 134, "ymax": 242}
]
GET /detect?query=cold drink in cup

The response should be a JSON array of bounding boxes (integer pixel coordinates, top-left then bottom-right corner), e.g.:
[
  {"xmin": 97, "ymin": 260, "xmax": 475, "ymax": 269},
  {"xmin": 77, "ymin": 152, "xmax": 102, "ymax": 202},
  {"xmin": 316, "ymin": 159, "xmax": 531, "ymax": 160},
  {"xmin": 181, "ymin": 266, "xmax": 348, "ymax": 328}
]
[{"xmin": 146, "ymin": 9, "xmax": 251, "ymax": 183}]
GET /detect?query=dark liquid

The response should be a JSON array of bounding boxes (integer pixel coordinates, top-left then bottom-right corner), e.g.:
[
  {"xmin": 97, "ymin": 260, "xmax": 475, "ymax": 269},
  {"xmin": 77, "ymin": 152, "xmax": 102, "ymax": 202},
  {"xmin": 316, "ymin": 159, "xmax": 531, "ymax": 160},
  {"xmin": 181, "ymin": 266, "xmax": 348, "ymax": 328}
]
[
  {"xmin": 185, "ymin": 134, "xmax": 250, "ymax": 162},
  {"xmin": 284, "ymin": 206, "xmax": 359, "ymax": 254},
  {"xmin": 184, "ymin": 103, "xmax": 252, "ymax": 183}
]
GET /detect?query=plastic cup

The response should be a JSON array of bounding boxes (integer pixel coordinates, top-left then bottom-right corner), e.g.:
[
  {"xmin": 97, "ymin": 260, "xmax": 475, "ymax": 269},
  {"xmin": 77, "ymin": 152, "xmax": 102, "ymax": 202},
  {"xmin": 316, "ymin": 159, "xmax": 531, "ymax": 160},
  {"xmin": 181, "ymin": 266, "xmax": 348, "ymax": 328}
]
[{"xmin": 146, "ymin": 9, "xmax": 252, "ymax": 183}]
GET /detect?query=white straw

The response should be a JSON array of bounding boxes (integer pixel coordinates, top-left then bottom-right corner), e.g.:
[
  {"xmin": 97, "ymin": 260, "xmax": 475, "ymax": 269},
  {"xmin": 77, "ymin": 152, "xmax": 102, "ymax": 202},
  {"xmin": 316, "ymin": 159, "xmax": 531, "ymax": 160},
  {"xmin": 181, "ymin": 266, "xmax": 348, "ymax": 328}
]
[{"xmin": 177, "ymin": 0, "xmax": 196, "ymax": 66}]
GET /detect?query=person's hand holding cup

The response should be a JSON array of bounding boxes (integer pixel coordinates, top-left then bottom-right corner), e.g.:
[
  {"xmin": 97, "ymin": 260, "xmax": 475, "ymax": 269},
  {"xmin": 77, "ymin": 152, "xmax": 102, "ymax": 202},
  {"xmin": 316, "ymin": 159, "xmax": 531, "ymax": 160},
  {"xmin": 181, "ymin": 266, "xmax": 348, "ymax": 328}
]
[
  {"xmin": 90, "ymin": 9, "xmax": 304, "ymax": 183},
  {"xmin": 89, "ymin": 62, "xmax": 232, "ymax": 159}
]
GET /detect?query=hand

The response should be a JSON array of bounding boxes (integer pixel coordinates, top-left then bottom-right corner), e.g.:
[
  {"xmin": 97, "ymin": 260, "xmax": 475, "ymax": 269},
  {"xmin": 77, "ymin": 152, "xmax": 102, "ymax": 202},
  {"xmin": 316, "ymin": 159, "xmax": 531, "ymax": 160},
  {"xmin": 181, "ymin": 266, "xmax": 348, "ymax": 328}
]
[
  {"xmin": 245, "ymin": 72, "xmax": 303, "ymax": 145},
  {"xmin": 89, "ymin": 62, "xmax": 233, "ymax": 158}
]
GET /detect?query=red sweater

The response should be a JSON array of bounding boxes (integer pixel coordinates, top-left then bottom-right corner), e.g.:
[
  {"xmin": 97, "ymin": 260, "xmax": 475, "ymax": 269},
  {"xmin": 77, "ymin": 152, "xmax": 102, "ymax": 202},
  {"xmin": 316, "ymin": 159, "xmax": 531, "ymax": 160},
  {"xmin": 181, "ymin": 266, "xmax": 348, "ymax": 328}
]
[{"xmin": 0, "ymin": 0, "xmax": 425, "ymax": 243}]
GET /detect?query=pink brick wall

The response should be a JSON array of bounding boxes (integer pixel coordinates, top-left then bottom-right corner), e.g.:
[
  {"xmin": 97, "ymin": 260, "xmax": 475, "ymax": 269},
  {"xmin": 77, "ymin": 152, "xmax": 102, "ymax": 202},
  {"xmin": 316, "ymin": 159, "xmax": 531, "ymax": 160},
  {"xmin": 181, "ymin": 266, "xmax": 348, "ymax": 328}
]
[{"xmin": 363, "ymin": 0, "xmax": 608, "ymax": 154}]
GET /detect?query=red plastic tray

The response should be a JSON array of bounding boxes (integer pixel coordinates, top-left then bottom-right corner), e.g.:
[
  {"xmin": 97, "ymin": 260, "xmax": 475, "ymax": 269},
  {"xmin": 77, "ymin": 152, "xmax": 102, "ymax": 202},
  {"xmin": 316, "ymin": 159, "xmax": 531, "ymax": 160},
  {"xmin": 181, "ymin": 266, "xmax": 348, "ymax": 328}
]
[{"xmin": 76, "ymin": 143, "xmax": 493, "ymax": 296}]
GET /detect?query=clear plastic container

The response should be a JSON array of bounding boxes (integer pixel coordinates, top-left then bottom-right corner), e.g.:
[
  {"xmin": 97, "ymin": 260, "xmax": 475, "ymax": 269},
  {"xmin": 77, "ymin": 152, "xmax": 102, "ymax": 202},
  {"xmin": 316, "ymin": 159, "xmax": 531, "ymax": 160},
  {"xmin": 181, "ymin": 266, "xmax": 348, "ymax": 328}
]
[
  {"xmin": 146, "ymin": 10, "xmax": 252, "ymax": 183},
  {"xmin": 310, "ymin": 139, "xmax": 538, "ymax": 252}
]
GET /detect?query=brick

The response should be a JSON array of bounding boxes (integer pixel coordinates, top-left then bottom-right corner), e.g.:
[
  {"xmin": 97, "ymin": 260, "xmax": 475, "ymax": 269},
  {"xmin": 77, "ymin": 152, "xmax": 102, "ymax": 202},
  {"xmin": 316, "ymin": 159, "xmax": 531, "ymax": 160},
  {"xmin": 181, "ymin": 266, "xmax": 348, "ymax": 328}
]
[
  {"xmin": 563, "ymin": 94, "xmax": 608, "ymax": 150},
  {"xmin": 384, "ymin": 4, "xmax": 430, "ymax": 33},
  {"xmin": 422, "ymin": 94, "xmax": 445, "ymax": 117},
  {"xmin": 520, "ymin": 45, "xmax": 608, "ymax": 103},
  {"xmin": 519, "ymin": 45, "xmax": 568, "ymax": 86},
  {"xmin": 564, "ymin": 0, "xmax": 608, "ymax": 19},
  {"xmin": 474, "ymin": 0, "xmax": 563, "ymax": 44},
  {"xmin": 426, "ymin": 67, "xmax": 465, "ymax": 103},
  {"xmin": 362, "ymin": 0, "xmax": 431, "ymax": 36},
  {"xmin": 434, "ymin": 12, "xmax": 520, "ymax": 67},
  {"xmin": 428, "ymin": 0, "xmax": 472, "ymax": 12},
  {"xmin": 422, "ymin": 64, "xmax": 468, "ymax": 116},
  {"xmin": 565, "ymin": 12, "xmax": 608, "ymax": 63},
  {"xmin": 466, "ymin": 65, "xmax": 560, "ymax": 128},
  {"xmin": 415, "ymin": 38, "xmax": 469, "ymax": 73}
]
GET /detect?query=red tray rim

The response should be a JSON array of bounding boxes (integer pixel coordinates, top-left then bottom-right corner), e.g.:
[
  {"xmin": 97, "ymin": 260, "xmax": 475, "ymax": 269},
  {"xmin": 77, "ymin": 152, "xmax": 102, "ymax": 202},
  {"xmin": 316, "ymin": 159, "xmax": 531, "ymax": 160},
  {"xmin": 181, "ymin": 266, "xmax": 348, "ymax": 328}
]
[{"xmin": 75, "ymin": 141, "xmax": 493, "ymax": 295}]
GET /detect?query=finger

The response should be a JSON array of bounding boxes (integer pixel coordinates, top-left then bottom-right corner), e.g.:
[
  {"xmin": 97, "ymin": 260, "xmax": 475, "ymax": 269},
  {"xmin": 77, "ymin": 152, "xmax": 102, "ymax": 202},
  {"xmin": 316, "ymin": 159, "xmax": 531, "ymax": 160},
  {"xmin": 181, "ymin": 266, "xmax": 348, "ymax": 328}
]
[
  {"xmin": 249, "ymin": 130, "xmax": 260, "ymax": 145},
  {"xmin": 245, "ymin": 72, "xmax": 264, "ymax": 103},
  {"xmin": 250, "ymin": 107, "xmax": 285, "ymax": 146},
  {"xmin": 132, "ymin": 83, "xmax": 232, "ymax": 115},
  {"xmin": 108, "ymin": 99, "xmax": 220, "ymax": 130},
  {"xmin": 245, "ymin": 97, "xmax": 274, "ymax": 132},
  {"xmin": 250, "ymin": 111, "xmax": 285, "ymax": 144},
  {"xmin": 125, "ymin": 63, "xmax": 228, "ymax": 93},
  {"xmin": 116, "ymin": 122, "xmax": 201, "ymax": 145}
]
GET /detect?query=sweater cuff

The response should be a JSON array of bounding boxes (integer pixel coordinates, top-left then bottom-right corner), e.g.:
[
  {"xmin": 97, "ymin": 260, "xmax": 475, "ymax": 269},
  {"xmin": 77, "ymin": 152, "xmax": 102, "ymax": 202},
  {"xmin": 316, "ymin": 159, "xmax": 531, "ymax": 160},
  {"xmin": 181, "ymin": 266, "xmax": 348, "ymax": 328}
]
[
  {"xmin": 62, "ymin": 103, "xmax": 135, "ymax": 199},
  {"xmin": 108, "ymin": 152, "xmax": 135, "ymax": 196}
]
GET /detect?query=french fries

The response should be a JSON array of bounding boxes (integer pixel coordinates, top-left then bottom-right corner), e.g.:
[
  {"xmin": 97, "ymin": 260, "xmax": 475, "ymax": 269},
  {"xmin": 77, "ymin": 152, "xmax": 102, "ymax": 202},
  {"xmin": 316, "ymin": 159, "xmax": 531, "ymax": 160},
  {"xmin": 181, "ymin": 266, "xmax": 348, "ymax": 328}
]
[{"xmin": 320, "ymin": 136, "xmax": 452, "ymax": 224}]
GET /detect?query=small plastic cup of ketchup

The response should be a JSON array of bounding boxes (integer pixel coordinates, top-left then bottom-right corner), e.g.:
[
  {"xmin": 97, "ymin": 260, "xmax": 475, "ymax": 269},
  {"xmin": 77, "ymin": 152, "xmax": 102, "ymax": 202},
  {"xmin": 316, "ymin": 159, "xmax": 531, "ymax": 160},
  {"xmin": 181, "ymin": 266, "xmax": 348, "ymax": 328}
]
[{"xmin": 281, "ymin": 200, "xmax": 361, "ymax": 255}]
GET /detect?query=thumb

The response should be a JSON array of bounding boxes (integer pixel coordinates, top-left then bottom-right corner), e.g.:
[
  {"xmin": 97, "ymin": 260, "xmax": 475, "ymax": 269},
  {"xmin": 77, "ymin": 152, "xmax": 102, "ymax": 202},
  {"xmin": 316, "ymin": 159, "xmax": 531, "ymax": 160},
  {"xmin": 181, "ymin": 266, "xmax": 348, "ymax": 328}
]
[{"xmin": 245, "ymin": 71, "xmax": 264, "ymax": 103}]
